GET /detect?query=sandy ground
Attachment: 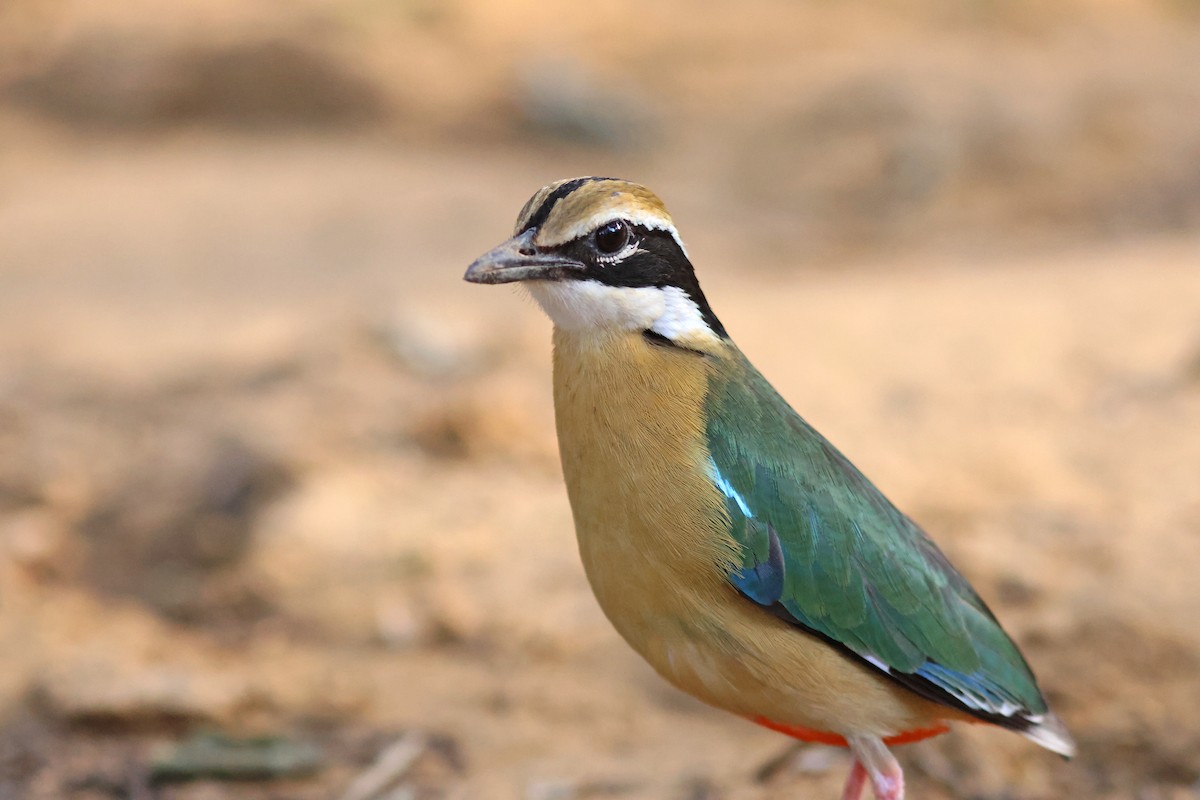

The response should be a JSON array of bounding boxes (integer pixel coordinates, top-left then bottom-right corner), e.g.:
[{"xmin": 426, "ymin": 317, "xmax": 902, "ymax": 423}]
[{"xmin": 1, "ymin": 2, "xmax": 1199, "ymax": 799}]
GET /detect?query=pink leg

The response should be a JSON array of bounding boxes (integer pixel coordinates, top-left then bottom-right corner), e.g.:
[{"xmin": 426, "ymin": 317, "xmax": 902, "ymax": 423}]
[
  {"xmin": 840, "ymin": 760, "xmax": 868, "ymax": 800},
  {"xmin": 846, "ymin": 736, "xmax": 904, "ymax": 800}
]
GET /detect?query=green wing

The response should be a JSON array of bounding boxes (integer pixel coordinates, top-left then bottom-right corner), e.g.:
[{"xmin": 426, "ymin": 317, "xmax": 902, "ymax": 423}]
[{"xmin": 705, "ymin": 350, "xmax": 1049, "ymax": 727}]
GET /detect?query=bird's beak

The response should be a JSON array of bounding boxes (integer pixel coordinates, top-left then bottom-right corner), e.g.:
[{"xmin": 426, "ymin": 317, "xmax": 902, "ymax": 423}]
[{"xmin": 463, "ymin": 228, "xmax": 585, "ymax": 285}]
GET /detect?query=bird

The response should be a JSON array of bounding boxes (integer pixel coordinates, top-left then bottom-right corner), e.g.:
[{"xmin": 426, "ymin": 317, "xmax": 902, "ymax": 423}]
[{"xmin": 463, "ymin": 177, "xmax": 1074, "ymax": 800}]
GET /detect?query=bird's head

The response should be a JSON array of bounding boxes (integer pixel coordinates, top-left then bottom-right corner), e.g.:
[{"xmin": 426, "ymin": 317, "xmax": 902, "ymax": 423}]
[{"xmin": 464, "ymin": 177, "xmax": 726, "ymax": 348}]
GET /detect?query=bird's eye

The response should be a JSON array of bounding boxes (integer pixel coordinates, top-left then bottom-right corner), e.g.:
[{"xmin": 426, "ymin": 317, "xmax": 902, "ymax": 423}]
[{"xmin": 593, "ymin": 220, "xmax": 630, "ymax": 256}]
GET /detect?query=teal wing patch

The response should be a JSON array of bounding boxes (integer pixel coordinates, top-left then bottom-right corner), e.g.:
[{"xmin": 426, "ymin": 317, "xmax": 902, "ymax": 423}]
[{"xmin": 706, "ymin": 354, "xmax": 1049, "ymax": 726}]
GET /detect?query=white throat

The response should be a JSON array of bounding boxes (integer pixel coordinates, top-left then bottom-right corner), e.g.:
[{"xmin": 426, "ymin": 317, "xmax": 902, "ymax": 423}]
[{"xmin": 525, "ymin": 280, "xmax": 717, "ymax": 344}]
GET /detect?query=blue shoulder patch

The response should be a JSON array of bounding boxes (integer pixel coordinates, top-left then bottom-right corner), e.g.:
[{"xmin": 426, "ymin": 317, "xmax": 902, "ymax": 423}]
[
  {"xmin": 711, "ymin": 458, "xmax": 785, "ymax": 606},
  {"xmin": 730, "ymin": 522, "xmax": 785, "ymax": 605}
]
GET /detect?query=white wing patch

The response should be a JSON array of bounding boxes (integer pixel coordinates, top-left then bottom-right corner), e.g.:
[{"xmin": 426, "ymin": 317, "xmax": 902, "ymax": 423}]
[{"xmin": 860, "ymin": 653, "xmax": 1026, "ymax": 718}]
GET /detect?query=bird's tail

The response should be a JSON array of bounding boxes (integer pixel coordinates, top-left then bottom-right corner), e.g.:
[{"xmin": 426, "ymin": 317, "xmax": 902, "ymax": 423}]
[{"xmin": 1020, "ymin": 711, "xmax": 1076, "ymax": 758}]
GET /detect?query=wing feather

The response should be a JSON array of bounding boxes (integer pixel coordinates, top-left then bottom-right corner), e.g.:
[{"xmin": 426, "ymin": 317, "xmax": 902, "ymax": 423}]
[{"xmin": 706, "ymin": 350, "xmax": 1051, "ymax": 728}]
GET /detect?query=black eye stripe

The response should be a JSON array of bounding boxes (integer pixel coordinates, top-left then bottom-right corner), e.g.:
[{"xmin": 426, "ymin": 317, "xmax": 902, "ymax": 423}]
[{"xmin": 551, "ymin": 225, "xmax": 727, "ymax": 338}]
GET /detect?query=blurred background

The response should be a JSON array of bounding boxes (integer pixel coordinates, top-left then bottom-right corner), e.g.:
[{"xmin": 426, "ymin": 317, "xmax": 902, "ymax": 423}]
[{"xmin": 1, "ymin": 1, "xmax": 1199, "ymax": 798}]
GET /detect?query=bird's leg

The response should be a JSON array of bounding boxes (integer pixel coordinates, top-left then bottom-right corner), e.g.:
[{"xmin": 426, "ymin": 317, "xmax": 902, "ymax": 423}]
[
  {"xmin": 846, "ymin": 735, "xmax": 904, "ymax": 800},
  {"xmin": 840, "ymin": 760, "xmax": 868, "ymax": 800}
]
